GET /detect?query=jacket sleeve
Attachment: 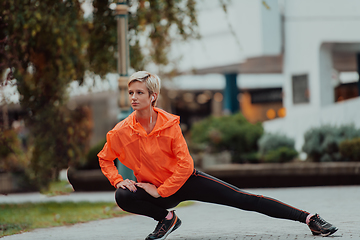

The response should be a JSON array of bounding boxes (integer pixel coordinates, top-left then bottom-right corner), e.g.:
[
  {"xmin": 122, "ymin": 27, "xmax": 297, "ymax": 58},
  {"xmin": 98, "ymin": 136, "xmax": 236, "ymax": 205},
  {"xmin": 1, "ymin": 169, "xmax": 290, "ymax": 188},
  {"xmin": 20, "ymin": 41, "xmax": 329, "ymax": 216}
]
[
  {"xmin": 157, "ymin": 125, "xmax": 194, "ymax": 197},
  {"xmin": 97, "ymin": 131, "xmax": 124, "ymax": 187}
]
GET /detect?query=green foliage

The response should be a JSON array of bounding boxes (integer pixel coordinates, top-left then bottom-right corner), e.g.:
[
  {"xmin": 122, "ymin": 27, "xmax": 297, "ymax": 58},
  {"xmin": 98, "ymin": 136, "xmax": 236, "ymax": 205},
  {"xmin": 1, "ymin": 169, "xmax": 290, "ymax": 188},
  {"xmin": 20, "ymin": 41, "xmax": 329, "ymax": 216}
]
[
  {"xmin": 0, "ymin": 129, "xmax": 20, "ymax": 160},
  {"xmin": 128, "ymin": 0, "xmax": 199, "ymax": 69},
  {"xmin": 258, "ymin": 133, "xmax": 297, "ymax": 163},
  {"xmin": 258, "ymin": 133, "xmax": 296, "ymax": 156},
  {"xmin": 1, "ymin": 0, "xmax": 91, "ymax": 188},
  {"xmin": 76, "ymin": 138, "xmax": 106, "ymax": 170},
  {"xmin": 0, "ymin": 129, "xmax": 35, "ymax": 189},
  {"xmin": 87, "ymin": 0, "xmax": 117, "ymax": 77},
  {"xmin": 29, "ymin": 106, "xmax": 92, "ymax": 186},
  {"xmin": 239, "ymin": 152, "xmax": 260, "ymax": 164},
  {"xmin": 40, "ymin": 180, "xmax": 74, "ymax": 196},
  {"xmin": 0, "ymin": 129, "xmax": 31, "ymax": 174},
  {"xmin": 89, "ymin": 0, "xmax": 199, "ymax": 73},
  {"xmin": 302, "ymin": 124, "xmax": 360, "ymax": 162},
  {"xmin": 263, "ymin": 147, "xmax": 298, "ymax": 163},
  {"xmin": 339, "ymin": 137, "xmax": 360, "ymax": 161},
  {"xmin": 191, "ymin": 113, "xmax": 263, "ymax": 163}
]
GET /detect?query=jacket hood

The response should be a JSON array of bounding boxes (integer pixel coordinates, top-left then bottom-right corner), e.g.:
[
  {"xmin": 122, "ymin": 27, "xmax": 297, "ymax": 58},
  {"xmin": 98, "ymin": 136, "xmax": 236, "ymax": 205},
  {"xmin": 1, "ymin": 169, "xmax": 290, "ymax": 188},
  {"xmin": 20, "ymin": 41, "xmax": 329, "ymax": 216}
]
[{"xmin": 124, "ymin": 107, "xmax": 180, "ymax": 136}]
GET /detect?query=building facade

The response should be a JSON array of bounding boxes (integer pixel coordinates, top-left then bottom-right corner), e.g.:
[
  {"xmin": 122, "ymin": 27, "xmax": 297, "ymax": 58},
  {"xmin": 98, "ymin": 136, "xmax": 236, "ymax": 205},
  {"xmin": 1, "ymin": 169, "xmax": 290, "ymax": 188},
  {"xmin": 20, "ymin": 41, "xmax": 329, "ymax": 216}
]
[{"xmin": 167, "ymin": 0, "xmax": 360, "ymax": 154}]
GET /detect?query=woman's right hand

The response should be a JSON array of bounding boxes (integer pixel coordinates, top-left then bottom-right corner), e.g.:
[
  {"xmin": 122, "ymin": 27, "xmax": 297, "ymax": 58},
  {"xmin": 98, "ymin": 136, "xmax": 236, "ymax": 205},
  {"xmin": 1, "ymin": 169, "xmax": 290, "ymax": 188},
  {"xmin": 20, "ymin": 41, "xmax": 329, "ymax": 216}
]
[{"xmin": 116, "ymin": 179, "xmax": 137, "ymax": 192}]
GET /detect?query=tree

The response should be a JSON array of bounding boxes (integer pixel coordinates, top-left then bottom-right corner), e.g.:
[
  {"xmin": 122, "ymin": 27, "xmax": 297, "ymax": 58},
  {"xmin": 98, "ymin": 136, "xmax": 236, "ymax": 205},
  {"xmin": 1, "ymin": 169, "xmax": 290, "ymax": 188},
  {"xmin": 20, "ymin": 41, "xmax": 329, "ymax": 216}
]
[
  {"xmin": 0, "ymin": 0, "xmax": 199, "ymax": 189},
  {"xmin": 89, "ymin": 0, "xmax": 199, "ymax": 74},
  {"xmin": 0, "ymin": 0, "xmax": 91, "ymax": 188}
]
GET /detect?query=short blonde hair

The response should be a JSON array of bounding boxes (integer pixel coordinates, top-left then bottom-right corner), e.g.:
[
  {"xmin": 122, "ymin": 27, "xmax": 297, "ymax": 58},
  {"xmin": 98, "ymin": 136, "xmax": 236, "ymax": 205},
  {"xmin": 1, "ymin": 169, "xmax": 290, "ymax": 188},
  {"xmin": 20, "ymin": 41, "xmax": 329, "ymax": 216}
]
[{"xmin": 128, "ymin": 71, "xmax": 161, "ymax": 106}]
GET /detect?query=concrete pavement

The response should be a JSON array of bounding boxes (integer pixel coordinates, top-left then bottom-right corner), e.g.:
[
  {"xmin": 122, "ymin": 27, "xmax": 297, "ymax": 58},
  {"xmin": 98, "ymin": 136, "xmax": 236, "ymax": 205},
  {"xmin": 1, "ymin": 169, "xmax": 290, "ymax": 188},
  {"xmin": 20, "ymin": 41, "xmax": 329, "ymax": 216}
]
[
  {"xmin": 0, "ymin": 191, "xmax": 116, "ymax": 204},
  {"xmin": 1, "ymin": 185, "xmax": 359, "ymax": 240}
]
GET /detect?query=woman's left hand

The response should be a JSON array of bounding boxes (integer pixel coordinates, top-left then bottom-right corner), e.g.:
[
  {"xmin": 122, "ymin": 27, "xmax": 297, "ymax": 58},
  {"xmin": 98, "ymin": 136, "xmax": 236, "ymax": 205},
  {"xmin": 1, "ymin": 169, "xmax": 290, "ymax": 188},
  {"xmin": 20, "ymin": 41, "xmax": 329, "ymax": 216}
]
[{"xmin": 136, "ymin": 182, "xmax": 161, "ymax": 198}]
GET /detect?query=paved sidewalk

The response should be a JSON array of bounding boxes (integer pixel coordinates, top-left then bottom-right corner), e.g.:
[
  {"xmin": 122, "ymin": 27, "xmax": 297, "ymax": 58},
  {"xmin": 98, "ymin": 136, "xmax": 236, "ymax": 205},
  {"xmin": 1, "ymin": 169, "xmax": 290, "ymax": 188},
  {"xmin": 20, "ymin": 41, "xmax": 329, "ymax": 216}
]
[
  {"xmin": 1, "ymin": 186, "xmax": 359, "ymax": 240},
  {"xmin": 0, "ymin": 191, "xmax": 115, "ymax": 204}
]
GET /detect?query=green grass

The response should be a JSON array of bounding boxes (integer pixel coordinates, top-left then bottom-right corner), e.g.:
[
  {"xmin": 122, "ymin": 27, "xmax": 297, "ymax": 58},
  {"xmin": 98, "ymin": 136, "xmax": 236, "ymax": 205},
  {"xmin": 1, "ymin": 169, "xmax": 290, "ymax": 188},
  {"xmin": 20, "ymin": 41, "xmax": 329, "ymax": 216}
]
[
  {"xmin": 0, "ymin": 201, "xmax": 127, "ymax": 237},
  {"xmin": 0, "ymin": 179, "xmax": 194, "ymax": 237},
  {"xmin": 40, "ymin": 180, "xmax": 75, "ymax": 196},
  {"xmin": 0, "ymin": 199, "xmax": 194, "ymax": 237}
]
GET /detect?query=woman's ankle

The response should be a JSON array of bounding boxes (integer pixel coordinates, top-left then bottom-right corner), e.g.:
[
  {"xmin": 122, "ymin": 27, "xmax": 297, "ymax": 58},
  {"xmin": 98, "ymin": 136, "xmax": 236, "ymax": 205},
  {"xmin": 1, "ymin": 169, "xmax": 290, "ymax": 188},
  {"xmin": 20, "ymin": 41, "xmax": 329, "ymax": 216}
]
[{"xmin": 165, "ymin": 211, "xmax": 173, "ymax": 220}]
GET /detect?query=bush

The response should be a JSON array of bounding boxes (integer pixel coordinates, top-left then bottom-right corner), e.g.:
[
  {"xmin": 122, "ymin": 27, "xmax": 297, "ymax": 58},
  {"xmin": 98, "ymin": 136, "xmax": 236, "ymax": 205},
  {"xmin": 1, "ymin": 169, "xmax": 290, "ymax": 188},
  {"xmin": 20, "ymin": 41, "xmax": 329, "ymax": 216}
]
[
  {"xmin": 0, "ymin": 129, "xmax": 27, "ymax": 173},
  {"xmin": 190, "ymin": 112, "xmax": 263, "ymax": 163},
  {"xmin": 76, "ymin": 139, "xmax": 106, "ymax": 170},
  {"xmin": 0, "ymin": 129, "xmax": 36, "ymax": 191},
  {"xmin": 302, "ymin": 124, "xmax": 360, "ymax": 162},
  {"xmin": 339, "ymin": 138, "xmax": 360, "ymax": 161},
  {"xmin": 0, "ymin": 129, "xmax": 20, "ymax": 159},
  {"xmin": 258, "ymin": 133, "xmax": 297, "ymax": 163},
  {"xmin": 258, "ymin": 133, "xmax": 295, "ymax": 156},
  {"xmin": 237, "ymin": 152, "xmax": 260, "ymax": 164},
  {"xmin": 264, "ymin": 147, "xmax": 298, "ymax": 163}
]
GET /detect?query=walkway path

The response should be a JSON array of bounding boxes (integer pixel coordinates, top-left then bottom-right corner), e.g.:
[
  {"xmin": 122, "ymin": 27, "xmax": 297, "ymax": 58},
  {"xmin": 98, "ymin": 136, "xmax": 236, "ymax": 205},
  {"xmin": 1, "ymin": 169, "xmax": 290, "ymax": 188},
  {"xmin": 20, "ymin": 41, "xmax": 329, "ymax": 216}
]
[{"xmin": 1, "ymin": 186, "xmax": 359, "ymax": 239}]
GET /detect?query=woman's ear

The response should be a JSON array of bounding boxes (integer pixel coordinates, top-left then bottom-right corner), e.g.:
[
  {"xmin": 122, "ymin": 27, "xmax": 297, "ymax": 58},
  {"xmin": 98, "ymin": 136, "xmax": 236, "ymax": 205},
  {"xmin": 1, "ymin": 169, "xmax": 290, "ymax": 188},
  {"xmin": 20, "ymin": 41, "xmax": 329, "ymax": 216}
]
[{"xmin": 151, "ymin": 93, "xmax": 158, "ymax": 102}]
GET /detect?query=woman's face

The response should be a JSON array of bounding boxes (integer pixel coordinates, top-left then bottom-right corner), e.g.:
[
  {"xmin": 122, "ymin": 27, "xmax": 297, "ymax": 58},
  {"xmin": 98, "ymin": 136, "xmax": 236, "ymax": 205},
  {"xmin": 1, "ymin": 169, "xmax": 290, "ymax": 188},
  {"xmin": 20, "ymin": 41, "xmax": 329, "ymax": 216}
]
[{"xmin": 128, "ymin": 81, "xmax": 152, "ymax": 111}]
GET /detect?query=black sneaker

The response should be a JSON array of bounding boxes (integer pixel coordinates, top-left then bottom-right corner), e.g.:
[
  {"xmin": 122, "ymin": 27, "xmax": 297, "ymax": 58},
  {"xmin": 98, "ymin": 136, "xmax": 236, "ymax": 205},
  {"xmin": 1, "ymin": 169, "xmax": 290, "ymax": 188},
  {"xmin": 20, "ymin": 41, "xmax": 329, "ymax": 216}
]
[
  {"xmin": 145, "ymin": 211, "xmax": 182, "ymax": 240},
  {"xmin": 307, "ymin": 214, "xmax": 338, "ymax": 237}
]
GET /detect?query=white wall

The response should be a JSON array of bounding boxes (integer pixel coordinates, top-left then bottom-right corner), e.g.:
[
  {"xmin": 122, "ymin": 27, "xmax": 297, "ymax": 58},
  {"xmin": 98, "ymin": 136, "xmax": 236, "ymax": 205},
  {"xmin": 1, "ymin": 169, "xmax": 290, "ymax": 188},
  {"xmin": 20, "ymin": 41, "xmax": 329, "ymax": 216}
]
[
  {"xmin": 285, "ymin": 0, "xmax": 360, "ymax": 18},
  {"xmin": 169, "ymin": 0, "xmax": 282, "ymax": 72},
  {"xmin": 265, "ymin": 0, "xmax": 360, "ymax": 154},
  {"xmin": 284, "ymin": 0, "xmax": 360, "ymax": 111}
]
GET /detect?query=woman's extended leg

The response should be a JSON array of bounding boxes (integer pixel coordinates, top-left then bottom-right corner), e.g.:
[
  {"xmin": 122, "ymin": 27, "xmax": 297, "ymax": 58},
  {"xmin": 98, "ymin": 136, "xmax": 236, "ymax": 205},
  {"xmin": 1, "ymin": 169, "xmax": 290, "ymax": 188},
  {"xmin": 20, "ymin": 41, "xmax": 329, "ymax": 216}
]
[
  {"xmin": 117, "ymin": 170, "xmax": 309, "ymax": 223},
  {"xmin": 175, "ymin": 170, "xmax": 309, "ymax": 223},
  {"xmin": 173, "ymin": 170, "xmax": 337, "ymax": 236},
  {"xmin": 115, "ymin": 170, "xmax": 337, "ymax": 238}
]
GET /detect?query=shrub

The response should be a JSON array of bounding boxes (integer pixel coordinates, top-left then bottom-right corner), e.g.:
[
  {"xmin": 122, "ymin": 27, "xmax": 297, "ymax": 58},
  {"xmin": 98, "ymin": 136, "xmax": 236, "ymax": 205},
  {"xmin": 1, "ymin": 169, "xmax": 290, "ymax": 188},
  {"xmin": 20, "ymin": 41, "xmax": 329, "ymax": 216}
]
[
  {"xmin": 0, "ymin": 129, "xmax": 20, "ymax": 159},
  {"xmin": 190, "ymin": 112, "xmax": 263, "ymax": 163},
  {"xmin": 339, "ymin": 138, "xmax": 360, "ymax": 161},
  {"xmin": 0, "ymin": 129, "xmax": 27, "ymax": 173},
  {"xmin": 302, "ymin": 124, "xmax": 360, "ymax": 162},
  {"xmin": 237, "ymin": 152, "xmax": 260, "ymax": 164},
  {"xmin": 264, "ymin": 147, "xmax": 298, "ymax": 163},
  {"xmin": 0, "ymin": 129, "xmax": 36, "ymax": 191},
  {"xmin": 258, "ymin": 133, "xmax": 297, "ymax": 163},
  {"xmin": 76, "ymin": 139, "xmax": 106, "ymax": 170},
  {"xmin": 258, "ymin": 133, "xmax": 295, "ymax": 156}
]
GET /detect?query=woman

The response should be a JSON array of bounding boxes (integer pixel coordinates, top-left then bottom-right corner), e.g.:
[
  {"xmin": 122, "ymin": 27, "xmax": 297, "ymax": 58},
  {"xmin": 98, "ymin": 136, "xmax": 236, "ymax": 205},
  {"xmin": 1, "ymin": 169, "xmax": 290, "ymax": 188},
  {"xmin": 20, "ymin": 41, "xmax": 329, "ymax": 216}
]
[{"xmin": 98, "ymin": 71, "xmax": 337, "ymax": 240}]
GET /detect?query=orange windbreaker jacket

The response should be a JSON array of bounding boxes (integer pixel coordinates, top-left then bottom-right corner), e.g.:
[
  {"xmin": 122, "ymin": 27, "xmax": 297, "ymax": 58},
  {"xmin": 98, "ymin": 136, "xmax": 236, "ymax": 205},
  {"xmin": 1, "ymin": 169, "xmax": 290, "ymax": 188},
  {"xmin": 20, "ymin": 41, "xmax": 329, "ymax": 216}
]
[{"xmin": 97, "ymin": 108, "xmax": 194, "ymax": 198}]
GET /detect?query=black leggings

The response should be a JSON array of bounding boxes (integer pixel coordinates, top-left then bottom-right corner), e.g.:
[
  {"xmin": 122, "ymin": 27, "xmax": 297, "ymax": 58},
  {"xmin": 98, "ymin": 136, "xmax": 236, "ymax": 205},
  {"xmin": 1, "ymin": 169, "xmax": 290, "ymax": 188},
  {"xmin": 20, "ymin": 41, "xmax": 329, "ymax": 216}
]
[{"xmin": 115, "ymin": 169, "xmax": 309, "ymax": 223}]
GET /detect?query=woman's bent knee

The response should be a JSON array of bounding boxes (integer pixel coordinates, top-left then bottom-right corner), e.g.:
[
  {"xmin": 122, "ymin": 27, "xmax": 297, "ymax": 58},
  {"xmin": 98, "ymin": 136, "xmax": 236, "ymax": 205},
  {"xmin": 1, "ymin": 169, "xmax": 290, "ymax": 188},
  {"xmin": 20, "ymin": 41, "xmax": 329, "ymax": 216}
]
[{"xmin": 115, "ymin": 188, "xmax": 134, "ymax": 209}]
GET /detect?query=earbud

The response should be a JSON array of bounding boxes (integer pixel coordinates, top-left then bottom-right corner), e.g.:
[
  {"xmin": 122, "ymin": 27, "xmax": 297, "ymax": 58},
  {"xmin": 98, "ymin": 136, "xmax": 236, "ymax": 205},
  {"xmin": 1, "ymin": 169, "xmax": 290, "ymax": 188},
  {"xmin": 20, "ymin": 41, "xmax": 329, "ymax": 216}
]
[{"xmin": 151, "ymin": 96, "xmax": 154, "ymax": 101}]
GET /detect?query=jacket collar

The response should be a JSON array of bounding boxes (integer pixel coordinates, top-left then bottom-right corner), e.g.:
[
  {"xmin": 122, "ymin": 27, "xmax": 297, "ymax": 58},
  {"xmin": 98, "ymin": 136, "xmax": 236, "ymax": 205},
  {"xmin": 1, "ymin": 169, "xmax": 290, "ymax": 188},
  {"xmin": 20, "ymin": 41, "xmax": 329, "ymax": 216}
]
[{"xmin": 127, "ymin": 107, "xmax": 180, "ymax": 136}]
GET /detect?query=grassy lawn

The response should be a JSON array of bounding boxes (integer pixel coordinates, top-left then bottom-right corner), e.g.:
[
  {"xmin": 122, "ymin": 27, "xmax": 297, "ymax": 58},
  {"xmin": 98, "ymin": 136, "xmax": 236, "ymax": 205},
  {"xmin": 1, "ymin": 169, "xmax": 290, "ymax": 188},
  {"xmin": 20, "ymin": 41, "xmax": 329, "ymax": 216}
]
[
  {"xmin": 0, "ymin": 181, "xmax": 194, "ymax": 237},
  {"xmin": 0, "ymin": 201, "xmax": 127, "ymax": 237},
  {"xmin": 0, "ymin": 180, "xmax": 126, "ymax": 237},
  {"xmin": 0, "ymin": 201, "xmax": 194, "ymax": 237}
]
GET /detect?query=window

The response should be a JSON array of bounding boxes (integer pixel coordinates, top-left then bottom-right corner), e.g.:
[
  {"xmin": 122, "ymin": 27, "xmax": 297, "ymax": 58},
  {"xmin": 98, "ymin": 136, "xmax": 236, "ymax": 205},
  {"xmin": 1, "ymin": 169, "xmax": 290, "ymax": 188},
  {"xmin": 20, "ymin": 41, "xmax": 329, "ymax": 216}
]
[
  {"xmin": 250, "ymin": 88, "xmax": 282, "ymax": 104},
  {"xmin": 292, "ymin": 74, "xmax": 309, "ymax": 104}
]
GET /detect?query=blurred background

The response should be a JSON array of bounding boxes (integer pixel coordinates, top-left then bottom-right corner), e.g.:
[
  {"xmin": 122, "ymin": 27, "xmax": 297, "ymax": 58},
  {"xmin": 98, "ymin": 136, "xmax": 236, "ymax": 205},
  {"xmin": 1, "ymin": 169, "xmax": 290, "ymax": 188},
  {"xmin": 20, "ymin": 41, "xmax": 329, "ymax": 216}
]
[{"xmin": 1, "ymin": 0, "xmax": 360, "ymax": 193}]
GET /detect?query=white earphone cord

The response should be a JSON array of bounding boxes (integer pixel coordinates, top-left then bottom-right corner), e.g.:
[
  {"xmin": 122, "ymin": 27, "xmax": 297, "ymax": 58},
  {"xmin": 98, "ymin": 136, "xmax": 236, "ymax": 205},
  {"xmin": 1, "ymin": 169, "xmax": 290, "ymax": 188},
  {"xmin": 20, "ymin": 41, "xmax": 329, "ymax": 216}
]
[{"xmin": 150, "ymin": 97, "xmax": 153, "ymax": 124}]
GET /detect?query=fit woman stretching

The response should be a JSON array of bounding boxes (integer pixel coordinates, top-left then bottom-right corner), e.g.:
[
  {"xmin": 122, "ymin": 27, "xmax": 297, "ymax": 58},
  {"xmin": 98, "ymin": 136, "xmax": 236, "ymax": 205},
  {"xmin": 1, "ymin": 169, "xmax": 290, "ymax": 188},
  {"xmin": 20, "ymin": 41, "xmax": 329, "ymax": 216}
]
[{"xmin": 98, "ymin": 71, "xmax": 338, "ymax": 240}]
